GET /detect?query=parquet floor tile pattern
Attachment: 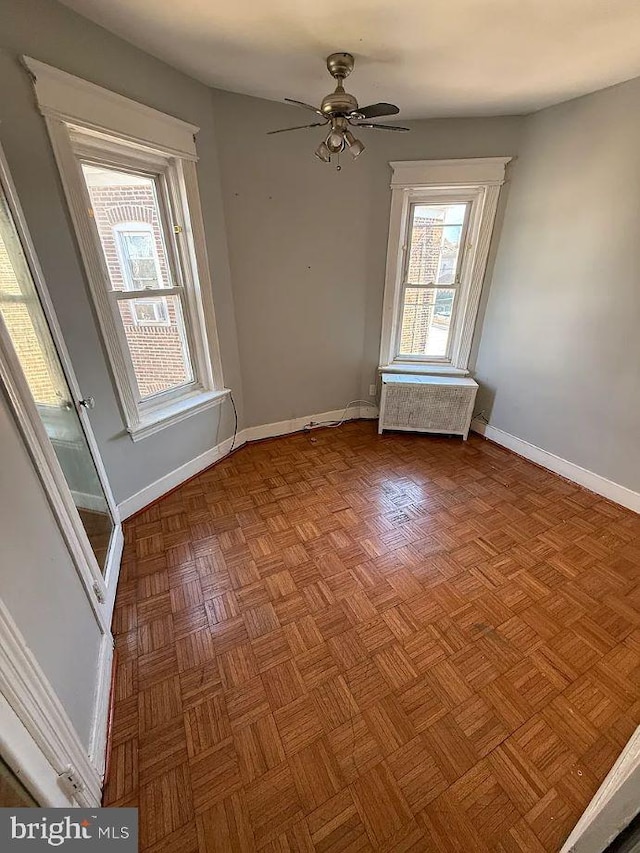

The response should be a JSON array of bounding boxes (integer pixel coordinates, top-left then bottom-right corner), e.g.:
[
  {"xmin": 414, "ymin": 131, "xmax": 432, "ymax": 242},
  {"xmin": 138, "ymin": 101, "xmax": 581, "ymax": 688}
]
[{"xmin": 104, "ymin": 421, "xmax": 640, "ymax": 852}]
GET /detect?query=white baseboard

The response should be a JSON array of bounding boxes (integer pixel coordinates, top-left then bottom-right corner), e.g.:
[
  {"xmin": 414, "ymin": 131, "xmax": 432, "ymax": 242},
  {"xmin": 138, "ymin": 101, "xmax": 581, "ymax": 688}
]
[
  {"xmin": 118, "ymin": 434, "xmax": 237, "ymax": 519},
  {"xmin": 118, "ymin": 405, "xmax": 378, "ymax": 519},
  {"xmin": 471, "ymin": 419, "xmax": 640, "ymax": 514},
  {"xmin": 70, "ymin": 490, "xmax": 109, "ymax": 514},
  {"xmin": 243, "ymin": 405, "xmax": 378, "ymax": 443},
  {"xmin": 88, "ymin": 632, "xmax": 113, "ymax": 778}
]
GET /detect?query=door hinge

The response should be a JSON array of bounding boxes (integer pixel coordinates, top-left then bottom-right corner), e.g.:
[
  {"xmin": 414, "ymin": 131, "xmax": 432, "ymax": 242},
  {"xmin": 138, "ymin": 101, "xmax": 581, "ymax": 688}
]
[{"xmin": 93, "ymin": 582, "xmax": 105, "ymax": 603}]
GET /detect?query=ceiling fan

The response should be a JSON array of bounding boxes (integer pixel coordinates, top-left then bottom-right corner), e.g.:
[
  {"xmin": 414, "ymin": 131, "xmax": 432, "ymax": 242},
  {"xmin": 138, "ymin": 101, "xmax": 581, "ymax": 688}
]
[{"xmin": 268, "ymin": 52, "xmax": 409, "ymax": 166}]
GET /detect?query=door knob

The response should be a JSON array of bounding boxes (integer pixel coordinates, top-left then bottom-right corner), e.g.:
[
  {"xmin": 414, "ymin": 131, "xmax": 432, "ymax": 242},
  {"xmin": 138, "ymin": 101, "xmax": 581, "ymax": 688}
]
[{"xmin": 78, "ymin": 397, "xmax": 95, "ymax": 410}]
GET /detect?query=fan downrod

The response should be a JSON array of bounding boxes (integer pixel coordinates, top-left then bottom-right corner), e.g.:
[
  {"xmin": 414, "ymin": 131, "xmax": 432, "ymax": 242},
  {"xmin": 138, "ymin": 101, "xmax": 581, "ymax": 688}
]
[{"xmin": 326, "ymin": 52, "xmax": 355, "ymax": 80}]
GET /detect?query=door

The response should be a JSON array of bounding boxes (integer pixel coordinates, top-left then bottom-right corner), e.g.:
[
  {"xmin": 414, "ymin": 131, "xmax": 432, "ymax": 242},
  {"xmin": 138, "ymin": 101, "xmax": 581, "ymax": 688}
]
[
  {"xmin": 0, "ymin": 142, "xmax": 118, "ymax": 801},
  {"xmin": 0, "ymin": 152, "xmax": 115, "ymax": 575}
]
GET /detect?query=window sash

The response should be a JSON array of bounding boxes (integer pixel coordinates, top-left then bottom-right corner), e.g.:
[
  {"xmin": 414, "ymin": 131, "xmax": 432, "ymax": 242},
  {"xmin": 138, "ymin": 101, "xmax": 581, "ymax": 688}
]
[
  {"xmin": 109, "ymin": 285, "xmax": 196, "ymax": 405},
  {"xmin": 82, "ymin": 157, "xmax": 184, "ymax": 294},
  {"xmin": 394, "ymin": 195, "xmax": 475, "ymax": 364},
  {"xmin": 401, "ymin": 201, "xmax": 471, "ymax": 287},
  {"xmin": 397, "ymin": 287, "xmax": 460, "ymax": 362},
  {"xmin": 61, "ymin": 131, "xmax": 218, "ymax": 425},
  {"xmin": 80, "ymin": 158, "xmax": 200, "ymax": 407},
  {"xmin": 111, "ymin": 286, "xmax": 183, "ymax": 301}
]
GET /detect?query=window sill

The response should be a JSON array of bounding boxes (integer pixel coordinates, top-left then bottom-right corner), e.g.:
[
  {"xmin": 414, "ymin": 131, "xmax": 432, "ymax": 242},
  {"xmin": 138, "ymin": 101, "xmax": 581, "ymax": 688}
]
[
  {"xmin": 378, "ymin": 363, "xmax": 470, "ymax": 377},
  {"xmin": 128, "ymin": 388, "xmax": 230, "ymax": 442}
]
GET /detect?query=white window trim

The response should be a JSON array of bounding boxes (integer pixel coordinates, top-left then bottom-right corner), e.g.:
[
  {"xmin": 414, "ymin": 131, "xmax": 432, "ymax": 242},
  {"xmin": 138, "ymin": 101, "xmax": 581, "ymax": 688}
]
[
  {"xmin": 22, "ymin": 57, "xmax": 199, "ymax": 160},
  {"xmin": 24, "ymin": 57, "xmax": 228, "ymax": 440},
  {"xmin": 379, "ymin": 158, "xmax": 511, "ymax": 375}
]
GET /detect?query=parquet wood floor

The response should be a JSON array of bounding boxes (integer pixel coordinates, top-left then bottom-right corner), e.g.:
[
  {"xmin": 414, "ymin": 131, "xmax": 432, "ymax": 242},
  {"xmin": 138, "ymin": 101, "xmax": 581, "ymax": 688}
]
[{"xmin": 104, "ymin": 421, "xmax": 640, "ymax": 851}]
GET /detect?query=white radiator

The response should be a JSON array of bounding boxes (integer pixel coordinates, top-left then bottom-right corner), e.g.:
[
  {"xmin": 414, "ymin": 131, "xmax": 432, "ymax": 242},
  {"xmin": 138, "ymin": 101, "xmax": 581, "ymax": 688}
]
[{"xmin": 378, "ymin": 373, "xmax": 479, "ymax": 439}]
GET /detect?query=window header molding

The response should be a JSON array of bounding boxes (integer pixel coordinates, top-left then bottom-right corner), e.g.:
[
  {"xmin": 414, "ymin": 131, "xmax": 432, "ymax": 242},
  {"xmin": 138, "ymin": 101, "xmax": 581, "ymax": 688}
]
[
  {"xmin": 22, "ymin": 57, "xmax": 199, "ymax": 161},
  {"xmin": 389, "ymin": 157, "xmax": 512, "ymax": 189},
  {"xmin": 26, "ymin": 62, "xmax": 226, "ymax": 440}
]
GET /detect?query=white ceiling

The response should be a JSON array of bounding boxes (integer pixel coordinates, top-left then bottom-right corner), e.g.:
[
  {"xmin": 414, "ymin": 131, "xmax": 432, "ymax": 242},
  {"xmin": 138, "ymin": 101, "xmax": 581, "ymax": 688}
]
[{"xmin": 60, "ymin": 0, "xmax": 640, "ymax": 119}]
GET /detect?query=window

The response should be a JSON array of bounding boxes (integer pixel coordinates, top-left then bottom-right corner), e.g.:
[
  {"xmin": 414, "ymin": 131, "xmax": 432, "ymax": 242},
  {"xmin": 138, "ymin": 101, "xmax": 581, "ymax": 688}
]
[
  {"xmin": 112, "ymin": 223, "xmax": 170, "ymax": 328},
  {"xmin": 380, "ymin": 158, "xmax": 511, "ymax": 374},
  {"xmin": 399, "ymin": 201, "xmax": 469, "ymax": 360},
  {"xmin": 76, "ymin": 148, "xmax": 210, "ymax": 422},
  {"xmin": 26, "ymin": 57, "xmax": 226, "ymax": 440},
  {"xmin": 115, "ymin": 226, "xmax": 162, "ymax": 290}
]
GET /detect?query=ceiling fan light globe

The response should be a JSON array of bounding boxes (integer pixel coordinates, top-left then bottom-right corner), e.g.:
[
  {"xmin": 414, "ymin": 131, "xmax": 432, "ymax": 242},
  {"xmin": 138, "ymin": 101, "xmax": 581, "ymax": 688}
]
[
  {"xmin": 326, "ymin": 131, "xmax": 345, "ymax": 154},
  {"xmin": 314, "ymin": 141, "xmax": 331, "ymax": 163},
  {"xmin": 344, "ymin": 131, "xmax": 365, "ymax": 158}
]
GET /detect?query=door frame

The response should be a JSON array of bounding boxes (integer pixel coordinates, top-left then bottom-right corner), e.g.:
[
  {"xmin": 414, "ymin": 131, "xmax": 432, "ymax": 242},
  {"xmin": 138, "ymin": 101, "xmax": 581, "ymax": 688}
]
[
  {"xmin": 0, "ymin": 598, "xmax": 104, "ymax": 807},
  {"xmin": 0, "ymin": 139, "xmax": 117, "ymax": 792},
  {"xmin": 0, "ymin": 140, "xmax": 123, "ymax": 631}
]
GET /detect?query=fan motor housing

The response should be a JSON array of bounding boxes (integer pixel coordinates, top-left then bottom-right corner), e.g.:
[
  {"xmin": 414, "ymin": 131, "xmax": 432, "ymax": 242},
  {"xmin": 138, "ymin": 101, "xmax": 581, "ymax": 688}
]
[{"xmin": 320, "ymin": 90, "xmax": 358, "ymax": 115}]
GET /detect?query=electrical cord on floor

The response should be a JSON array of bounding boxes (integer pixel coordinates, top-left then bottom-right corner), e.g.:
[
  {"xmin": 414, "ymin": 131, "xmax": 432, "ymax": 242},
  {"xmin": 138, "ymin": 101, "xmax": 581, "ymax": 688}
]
[
  {"xmin": 228, "ymin": 391, "xmax": 239, "ymax": 452},
  {"xmin": 303, "ymin": 399, "xmax": 375, "ymax": 432}
]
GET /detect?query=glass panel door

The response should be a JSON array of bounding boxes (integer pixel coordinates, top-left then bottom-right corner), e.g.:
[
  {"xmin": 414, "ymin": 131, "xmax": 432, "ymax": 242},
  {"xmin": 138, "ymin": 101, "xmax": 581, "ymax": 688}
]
[{"xmin": 0, "ymin": 185, "xmax": 114, "ymax": 572}]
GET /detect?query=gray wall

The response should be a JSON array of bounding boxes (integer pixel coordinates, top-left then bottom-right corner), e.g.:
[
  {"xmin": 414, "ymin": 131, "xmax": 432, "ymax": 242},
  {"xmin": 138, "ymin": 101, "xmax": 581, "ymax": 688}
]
[
  {"xmin": 0, "ymin": 392, "xmax": 102, "ymax": 748},
  {"xmin": 0, "ymin": 0, "xmax": 244, "ymax": 504},
  {"xmin": 211, "ymin": 89, "xmax": 524, "ymax": 427},
  {"xmin": 475, "ymin": 76, "xmax": 640, "ymax": 492}
]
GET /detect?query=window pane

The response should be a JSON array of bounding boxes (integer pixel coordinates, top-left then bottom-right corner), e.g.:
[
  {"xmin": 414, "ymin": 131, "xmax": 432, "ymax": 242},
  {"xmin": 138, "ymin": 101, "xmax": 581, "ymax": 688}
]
[
  {"xmin": 406, "ymin": 203, "xmax": 467, "ymax": 286},
  {"xmin": 81, "ymin": 164, "xmax": 173, "ymax": 291},
  {"xmin": 399, "ymin": 287, "xmax": 455, "ymax": 358},
  {"xmin": 118, "ymin": 295, "xmax": 193, "ymax": 399},
  {"xmin": 132, "ymin": 298, "xmax": 168, "ymax": 325},
  {"xmin": 119, "ymin": 232, "xmax": 160, "ymax": 289},
  {"xmin": 0, "ymin": 230, "xmax": 61, "ymax": 407}
]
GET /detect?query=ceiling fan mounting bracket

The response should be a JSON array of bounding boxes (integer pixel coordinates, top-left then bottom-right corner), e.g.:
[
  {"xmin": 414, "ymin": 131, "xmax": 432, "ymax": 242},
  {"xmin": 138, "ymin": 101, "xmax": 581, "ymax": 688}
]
[{"xmin": 326, "ymin": 52, "xmax": 355, "ymax": 80}]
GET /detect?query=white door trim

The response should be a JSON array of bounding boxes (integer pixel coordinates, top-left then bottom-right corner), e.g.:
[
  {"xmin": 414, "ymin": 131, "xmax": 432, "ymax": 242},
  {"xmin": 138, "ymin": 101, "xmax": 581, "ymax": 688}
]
[
  {"xmin": 0, "ymin": 694, "xmax": 72, "ymax": 807},
  {"xmin": 88, "ymin": 633, "xmax": 115, "ymax": 778},
  {"xmin": 0, "ymin": 597, "xmax": 103, "ymax": 807},
  {"xmin": 561, "ymin": 725, "xmax": 640, "ymax": 852}
]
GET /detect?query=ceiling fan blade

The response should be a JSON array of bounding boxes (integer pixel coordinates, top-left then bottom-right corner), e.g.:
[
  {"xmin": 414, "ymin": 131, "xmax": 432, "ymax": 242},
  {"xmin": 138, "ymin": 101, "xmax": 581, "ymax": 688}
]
[
  {"xmin": 354, "ymin": 122, "xmax": 410, "ymax": 132},
  {"xmin": 355, "ymin": 102, "xmax": 400, "ymax": 119},
  {"xmin": 267, "ymin": 122, "xmax": 328, "ymax": 135},
  {"xmin": 284, "ymin": 98, "xmax": 324, "ymax": 117}
]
